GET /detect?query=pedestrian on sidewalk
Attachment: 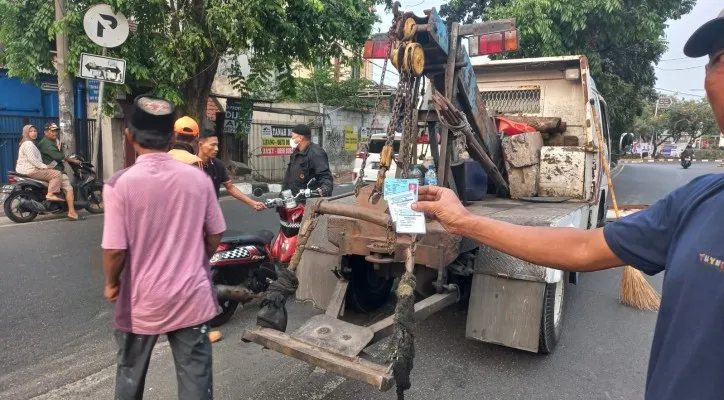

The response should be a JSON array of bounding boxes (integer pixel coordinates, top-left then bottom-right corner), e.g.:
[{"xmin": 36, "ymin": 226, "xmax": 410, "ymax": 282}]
[
  {"xmin": 14, "ymin": 125, "xmax": 64, "ymax": 203},
  {"xmin": 102, "ymin": 96, "xmax": 226, "ymax": 400},
  {"xmin": 412, "ymin": 10, "xmax": 724, "ymax": 400},
  {"xmin": 197, "ymin": 128, "xmax": 265, "ymax": 209}
]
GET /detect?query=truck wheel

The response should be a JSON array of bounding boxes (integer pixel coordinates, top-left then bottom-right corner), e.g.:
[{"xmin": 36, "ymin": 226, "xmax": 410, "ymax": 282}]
[
  {"xmin": 346, "ymin": 257, "xmax": 394, "ymax": 313},
  {"xmin": 538, "ymin": 279, "xmax": 566, "ymax": 354}
]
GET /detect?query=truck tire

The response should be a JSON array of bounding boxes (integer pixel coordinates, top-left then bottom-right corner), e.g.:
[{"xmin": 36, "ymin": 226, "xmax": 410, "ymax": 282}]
[
  {"xmin": 346, "ymin": 256, "xmax": 394, "ymax": 313},
  {"xmin": 538, "ymin": 279, "xmax": 566, "ymax": 354}
]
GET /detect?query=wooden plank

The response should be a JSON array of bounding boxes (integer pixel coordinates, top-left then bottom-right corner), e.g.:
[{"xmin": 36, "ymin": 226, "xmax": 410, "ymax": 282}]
[
  {"xmin": 242, "ymin": 328, "xmax": 394, "ymax": 391},
  {"xmin": 325, "ymin": 279, "xmax": 349, "ymax": 318},
  {"xmin": 465, "ymin": 274, "xmax": 545, "ymax": 353},
  {"xmin": 369, "ymin": 291, "xmax": 459, "ymax": 344}
]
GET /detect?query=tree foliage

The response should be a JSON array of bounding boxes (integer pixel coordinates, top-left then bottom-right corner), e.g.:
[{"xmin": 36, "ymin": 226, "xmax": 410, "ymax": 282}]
[
  {"xmin": 285, "ymin": 66, "xmax": 376, "ymax": 110},
  {"xmin": 439, "ymin": 0, "xmax": 695, "ymax": 142},
  {"xmin": 0, "ymin": 0, "xmax": 378, "ymax": 122}
]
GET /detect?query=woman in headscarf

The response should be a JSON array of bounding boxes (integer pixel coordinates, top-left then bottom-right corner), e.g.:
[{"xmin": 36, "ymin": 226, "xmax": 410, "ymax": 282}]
[{"xmin": 15, "ymin": 125, "xmax": 64, "ymax": 202}]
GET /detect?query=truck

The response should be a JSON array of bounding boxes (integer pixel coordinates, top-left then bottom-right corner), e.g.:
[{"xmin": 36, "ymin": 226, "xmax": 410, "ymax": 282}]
[{"xmin": 242, "ymin": 7, "xmax": 612, "ymax": 394}]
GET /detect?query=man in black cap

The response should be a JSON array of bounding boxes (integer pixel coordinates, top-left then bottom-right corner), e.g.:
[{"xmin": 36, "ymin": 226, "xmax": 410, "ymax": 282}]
[
  {"xmin": 102, "ymin": 96, "xmax": 225, "ymax": 400},
  {"xmin": 254, "ymin": 124, "xmax": 333, "ymax": 332},
  {"xmin": 409, "ymin": 10, "xmax": 724, "ymax": 400},
  {"xmin": 282, "ymin": 124, "xmax": 334, "ymax": 197}
]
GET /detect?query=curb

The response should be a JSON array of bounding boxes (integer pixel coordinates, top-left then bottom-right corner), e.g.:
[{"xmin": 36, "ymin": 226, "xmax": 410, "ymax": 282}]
[{"xmin": 618, "ymin": 159, "xmax": 724, "ymax": 164}]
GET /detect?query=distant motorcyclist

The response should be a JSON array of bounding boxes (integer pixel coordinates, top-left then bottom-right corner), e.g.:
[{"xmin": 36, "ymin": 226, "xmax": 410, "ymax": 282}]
[
  {"xmin": 680, "ymin": 143, "xmax": 694, "ymax": 161},
  {"xmin": 282, "ymin": 124, "xmax": 333, "ymax": 197}
]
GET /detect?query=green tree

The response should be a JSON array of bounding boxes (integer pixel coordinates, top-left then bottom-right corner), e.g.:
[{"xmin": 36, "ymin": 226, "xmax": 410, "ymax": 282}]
[
  {"xmin": 285, "ymin": 65, "xmax": 377, "ymax": 110},
  {"xmin": 0, "ymin": 0, "xmax": 378, "ymax": 122},
  {"xmin": 632, "ymin": 98, "xmax": 717, "ymax": 156},
  {"xmin": 438, "ymin": 0, "xmax": 695, "ymax": 143}
]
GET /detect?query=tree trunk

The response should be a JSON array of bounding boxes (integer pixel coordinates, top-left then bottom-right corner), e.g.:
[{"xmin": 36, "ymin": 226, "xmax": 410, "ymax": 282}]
[
  {"xmin": 498, "ymin": 115, "xmax": 566, "ymax": 133},
  {"xmin": 180, "ymin": 56, "xmax": 220, "ymax": 127}
]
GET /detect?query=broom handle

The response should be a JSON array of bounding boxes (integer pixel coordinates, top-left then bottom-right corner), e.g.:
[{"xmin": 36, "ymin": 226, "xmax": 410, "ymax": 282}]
[{"xmin": 589, "ymin": 102, "xmax": 621, "ymax": 220}]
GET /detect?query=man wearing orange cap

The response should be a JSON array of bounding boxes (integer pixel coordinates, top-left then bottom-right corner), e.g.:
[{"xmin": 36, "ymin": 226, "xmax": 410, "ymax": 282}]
[{"xmin": 168, "ymin": 116, "xmax": 203, "ymax": 166}]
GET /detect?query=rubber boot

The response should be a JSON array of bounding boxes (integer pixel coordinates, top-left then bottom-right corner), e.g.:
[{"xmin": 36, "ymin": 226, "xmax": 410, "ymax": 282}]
[
  {"xmin": 255, "ymin": 269, "xmax": 298, "ymax": 332},
  {"xmin": 257, "ymin": 292, "xmax": 288, "ymax": 332}
]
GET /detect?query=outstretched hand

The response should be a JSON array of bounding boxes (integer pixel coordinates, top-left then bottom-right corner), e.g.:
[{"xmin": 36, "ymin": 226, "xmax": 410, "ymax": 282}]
[
  {"xmin": 411, "ymin": 186, "xmax": 470, "ymax": 235},
  {"xmin": 252, "ymin": 201, "xmax": 266, "ymax": 211}
]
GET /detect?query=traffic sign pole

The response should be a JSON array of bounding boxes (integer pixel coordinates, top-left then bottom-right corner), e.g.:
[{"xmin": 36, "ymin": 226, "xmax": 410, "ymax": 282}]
[
  {"xmin": 91, "ymin": 47, "xmax": 107, "ymax": 173},
  {"xmin": 83, "ymin": 4, "xmax": 129, "ymax": 175}
]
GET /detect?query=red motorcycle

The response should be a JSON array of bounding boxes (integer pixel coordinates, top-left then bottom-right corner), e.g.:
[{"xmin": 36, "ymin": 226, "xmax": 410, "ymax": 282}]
[{"xmin": 208, "ymin": 181, "xmax": 319, "ymax": 326}]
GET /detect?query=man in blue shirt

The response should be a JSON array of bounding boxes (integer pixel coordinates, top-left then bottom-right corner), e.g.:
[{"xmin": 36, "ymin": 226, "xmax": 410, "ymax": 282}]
[{"xmin": 412, "ymin": 11, "xmax": 724, "ymax": 400}]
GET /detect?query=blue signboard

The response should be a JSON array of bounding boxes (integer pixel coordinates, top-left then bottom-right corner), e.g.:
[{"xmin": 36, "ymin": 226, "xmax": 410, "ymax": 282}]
[
  {"xmin": 87, "ymin": 80, "xmax": 100, "ymax": 103},
  {"xmin": 429, "ymin": 8, "xmax": 449, "ymax": 56}
]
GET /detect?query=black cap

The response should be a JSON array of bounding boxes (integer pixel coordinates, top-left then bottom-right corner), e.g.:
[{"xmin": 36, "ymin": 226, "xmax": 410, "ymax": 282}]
[
  {"xmin": 130, "ymin": 96, "xmax": 175, "ymax": 133},
  {"xmin": 292, "ymin": 124, "xmax": 311, "ymax": 137},
  {"xmin": 684, "ymin": 8, "xmax": 724, "ymax": 58}
]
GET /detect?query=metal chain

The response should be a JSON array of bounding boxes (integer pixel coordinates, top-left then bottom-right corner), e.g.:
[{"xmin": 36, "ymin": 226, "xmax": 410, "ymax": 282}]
[{"xmin": 355, "ymin": 17, "xmax": 401, "ymax": 196}]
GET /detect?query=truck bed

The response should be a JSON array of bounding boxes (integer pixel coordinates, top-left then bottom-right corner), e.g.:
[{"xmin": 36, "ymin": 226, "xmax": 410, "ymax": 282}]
[{"xmin": 462, "ymin": 196, "xmax": 588, "ymax": 227}]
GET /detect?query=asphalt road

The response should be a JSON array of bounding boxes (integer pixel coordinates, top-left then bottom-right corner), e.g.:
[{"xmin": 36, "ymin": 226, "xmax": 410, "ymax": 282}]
[{"xmin": 0, "ymin": 163, "xmax": 721, "ymax": 400}]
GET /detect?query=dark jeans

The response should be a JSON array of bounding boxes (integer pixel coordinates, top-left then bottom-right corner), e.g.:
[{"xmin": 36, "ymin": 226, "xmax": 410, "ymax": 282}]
[{"xmin": 114, "ymin": 324, "xmax": 213, "ymax": 400}]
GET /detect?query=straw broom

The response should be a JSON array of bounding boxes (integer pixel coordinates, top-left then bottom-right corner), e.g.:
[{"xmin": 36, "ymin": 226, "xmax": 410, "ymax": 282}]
[{"xmin": 590, "ymin": 102, "xmax": 661, "ymax": 311}]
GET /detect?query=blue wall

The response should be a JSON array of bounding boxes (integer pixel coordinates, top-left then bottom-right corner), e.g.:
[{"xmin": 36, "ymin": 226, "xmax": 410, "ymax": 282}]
[{"xmin": 0, "ymin": 70, "xmax": 88, "ymax": 119}]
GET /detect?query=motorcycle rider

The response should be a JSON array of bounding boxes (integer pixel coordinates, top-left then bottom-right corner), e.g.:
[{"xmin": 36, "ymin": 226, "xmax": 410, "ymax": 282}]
[
  {"xmin": 197, "ymin": 129, "xmax": 265, "ymax": 209},
  {"xmin": 255, "ymin": 124, "xmax": 333, "ymax": 331},
  {"xmin": 282, "ymin": 124, "xmax": 333, "ymax": 197},
  {"xmin": 168, "ymin": 116, "xmax": 204, "ymax": 166},
  {"xmin": 680, "ymin": 142, "xmax": 694, "ymax": 163},
  {"xmin": 37, "ymin": 122, "xmax": 82, "ymax": 221}
]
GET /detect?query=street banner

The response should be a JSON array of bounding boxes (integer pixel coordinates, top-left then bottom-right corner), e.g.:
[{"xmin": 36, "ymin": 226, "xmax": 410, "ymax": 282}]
[{"xmin": 261, "ymin": 125, "xmax": 294, "ymax": 156}]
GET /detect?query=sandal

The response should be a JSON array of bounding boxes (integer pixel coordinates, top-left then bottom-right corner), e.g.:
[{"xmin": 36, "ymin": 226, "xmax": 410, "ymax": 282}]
[
  {"xmin": 68, "ymin": 215, "xmax": 86, "ymax": 221},
  {"xmin": 46, "ymin": 195, "xmax": 64, "ymax": 202}
]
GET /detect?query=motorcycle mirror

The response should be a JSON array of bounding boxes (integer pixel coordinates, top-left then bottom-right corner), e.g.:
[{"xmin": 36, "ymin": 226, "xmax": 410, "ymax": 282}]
[{"xmin": 306, "ymin": 177, "xmax": 316, "ymax": 188}]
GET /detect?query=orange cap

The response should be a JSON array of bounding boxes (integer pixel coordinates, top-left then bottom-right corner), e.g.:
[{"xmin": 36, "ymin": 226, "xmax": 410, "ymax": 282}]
[{"xmin": 174, "ymin": 116, "xmax": 199, "ymax": 137}]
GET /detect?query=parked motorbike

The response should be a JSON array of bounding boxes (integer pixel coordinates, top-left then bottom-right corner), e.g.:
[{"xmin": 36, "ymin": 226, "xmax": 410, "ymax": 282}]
[
  {"xmin": 1, "ymin": 155, "xmax": 103, "ymax": 223},
  {"xmin": 208, "ymin": 179, "xmax": 320, "ymax": 326}
]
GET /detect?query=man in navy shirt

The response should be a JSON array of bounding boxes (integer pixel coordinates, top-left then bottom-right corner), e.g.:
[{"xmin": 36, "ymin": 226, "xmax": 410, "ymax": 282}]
[{"xmin": 412, "ymin": 11, "xmax": 724, "ymax": 400}]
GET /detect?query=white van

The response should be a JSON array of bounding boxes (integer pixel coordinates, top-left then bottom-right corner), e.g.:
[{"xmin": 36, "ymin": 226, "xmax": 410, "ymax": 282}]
[{"xmin": 352, "ymin": 133, "xmax": 433, "ymax": 182}]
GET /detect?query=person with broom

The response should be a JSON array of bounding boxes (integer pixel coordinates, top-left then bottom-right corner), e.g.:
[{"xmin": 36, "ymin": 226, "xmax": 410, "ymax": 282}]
[{"xmin": 413, "ymin": 11, "xmax": 724, "ymax": 400}]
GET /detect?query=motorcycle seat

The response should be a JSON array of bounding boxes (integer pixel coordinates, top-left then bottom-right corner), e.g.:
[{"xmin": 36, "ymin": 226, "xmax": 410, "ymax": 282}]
[
  {"xmin": 8, "ymin": 171, "xmax": 49, "ymax": 187},
  {"xmin": 220, "ymin": 229, "xmax": 275, "ymax": 246}
]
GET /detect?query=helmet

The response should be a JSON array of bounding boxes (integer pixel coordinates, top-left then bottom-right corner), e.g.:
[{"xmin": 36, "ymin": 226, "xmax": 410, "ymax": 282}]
[{"xmin": 174, "ymin": 116, "xmax": 199, "ymax": 137}]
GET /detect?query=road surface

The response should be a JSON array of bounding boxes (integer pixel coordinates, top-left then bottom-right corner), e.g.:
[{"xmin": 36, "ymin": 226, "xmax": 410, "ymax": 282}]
[{"xmin": 0, "ymin": 164, "xmax": 720, "ymax": 400}]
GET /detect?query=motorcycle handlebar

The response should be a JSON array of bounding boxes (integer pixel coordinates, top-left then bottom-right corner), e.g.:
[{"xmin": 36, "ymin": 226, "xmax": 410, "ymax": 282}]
[{"xmin": 264, "ymin": 190, "xmax": 322, "ymax": 209}]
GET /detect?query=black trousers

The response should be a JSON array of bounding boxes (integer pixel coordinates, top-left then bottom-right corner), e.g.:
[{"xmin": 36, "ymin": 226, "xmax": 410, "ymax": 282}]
[{"xmin": 114, "ymin": 324, "xmax": 213, "ymax": 400}]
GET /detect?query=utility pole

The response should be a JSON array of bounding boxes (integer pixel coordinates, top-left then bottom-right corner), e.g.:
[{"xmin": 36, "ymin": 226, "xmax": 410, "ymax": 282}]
[{"xmin": 54, "ymin": 0, "xmax": 75, "ymax": 156}]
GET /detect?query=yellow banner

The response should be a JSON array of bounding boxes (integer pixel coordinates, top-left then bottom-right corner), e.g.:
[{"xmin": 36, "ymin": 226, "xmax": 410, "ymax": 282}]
[{"xmin": 344, "ymin": 132, "xmax": 359, "ymax": 151}]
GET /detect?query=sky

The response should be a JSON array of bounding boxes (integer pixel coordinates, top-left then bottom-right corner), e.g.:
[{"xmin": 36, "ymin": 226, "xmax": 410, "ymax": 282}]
[{"xmin": 371, "ymin": 0, "xmax": 721, "ymax": 101}]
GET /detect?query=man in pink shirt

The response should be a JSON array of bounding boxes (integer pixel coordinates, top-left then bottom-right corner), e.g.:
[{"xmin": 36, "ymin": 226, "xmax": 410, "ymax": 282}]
[{"xmin": 102, "ymin": 96, "xmax": 226, "ymax": 400}]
